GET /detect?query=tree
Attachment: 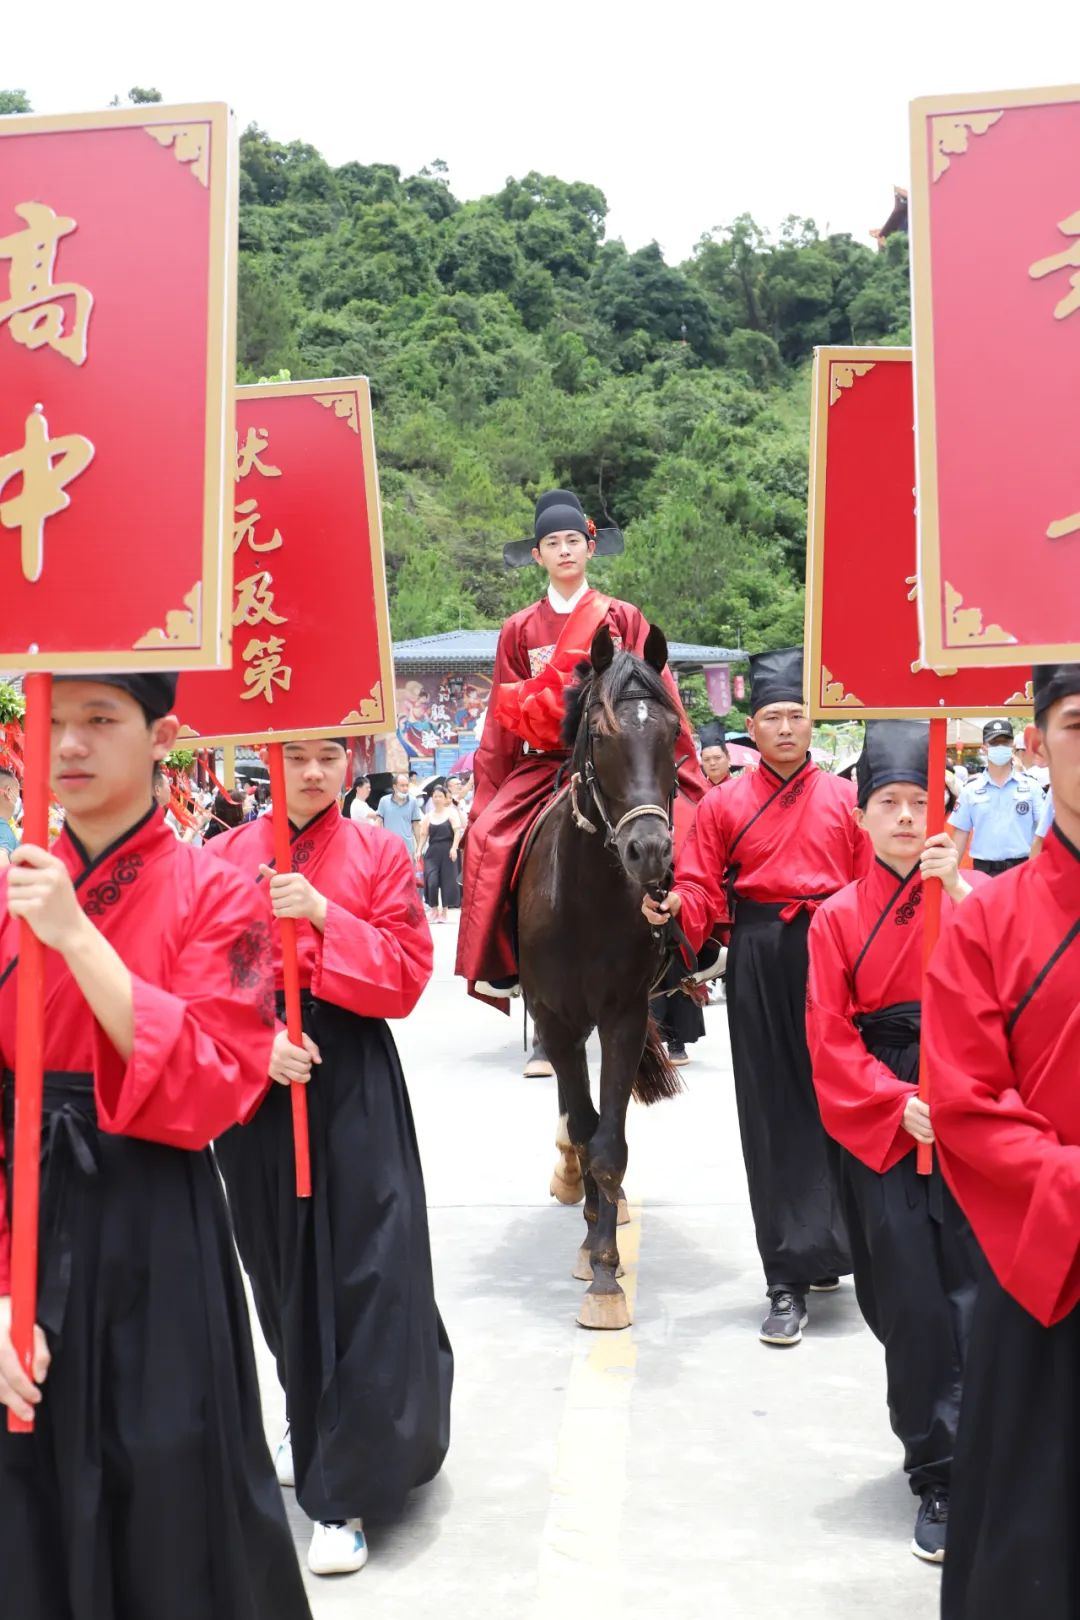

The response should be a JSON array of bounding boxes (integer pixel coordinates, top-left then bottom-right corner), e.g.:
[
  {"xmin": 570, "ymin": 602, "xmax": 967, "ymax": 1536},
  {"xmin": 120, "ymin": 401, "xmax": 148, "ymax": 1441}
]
[
  {"xmin": 110, "ymin": 86, "xmax": 163, "ymax": 106},
  {"xmin": 0, "ymin": 89, "xmax": 31, "ymax": 114},
  {"xmin": 225, "ymin": 119, "xmax": 913, "ymax": 646}
]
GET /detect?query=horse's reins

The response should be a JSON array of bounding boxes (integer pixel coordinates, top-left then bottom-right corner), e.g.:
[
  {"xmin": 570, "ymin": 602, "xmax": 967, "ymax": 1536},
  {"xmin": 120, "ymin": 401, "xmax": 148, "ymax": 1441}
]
[{"xmin": 568, "ymin": 687, "xmax": 699, "ymax": 987}]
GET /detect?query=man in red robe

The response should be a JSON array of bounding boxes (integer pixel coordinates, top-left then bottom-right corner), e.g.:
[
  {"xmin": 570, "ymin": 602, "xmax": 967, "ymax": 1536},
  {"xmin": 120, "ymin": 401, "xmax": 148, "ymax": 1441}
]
[
  {"xmin": 643, "ymin": 648, "xmax": 870, "ymax": 1345},
  {"xmin": 807, "ymin": 720, "xmax": 981, "ymax": 1564},
  {"xmin": 0, "ymin": 673, "xmax": 311, "ymax": 1620},
  {"xmin": 208, "ymin": 738, "xmax": 452, "ymax": 1580},
  {"xmin": 456, "ymin": 489, "xmax": 702, "ymax": 1003},
  {"xmin": 926, "ymin": 664, "xmax": 1080, "ymax": 1619}
]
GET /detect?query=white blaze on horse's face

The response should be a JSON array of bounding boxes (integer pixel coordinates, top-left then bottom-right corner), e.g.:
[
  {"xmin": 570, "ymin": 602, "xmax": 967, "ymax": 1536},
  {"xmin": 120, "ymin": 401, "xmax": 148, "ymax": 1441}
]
[{"xmin": 636, "ymin": 700, "xmax": 649, "ymax": 727}]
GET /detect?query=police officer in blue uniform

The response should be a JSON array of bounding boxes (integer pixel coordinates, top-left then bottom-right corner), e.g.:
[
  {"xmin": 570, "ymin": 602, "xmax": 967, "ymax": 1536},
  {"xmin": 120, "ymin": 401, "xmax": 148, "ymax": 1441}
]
[{"xmin": 948, "ymin": 718, "xmax": 1046, "ymax": 875}]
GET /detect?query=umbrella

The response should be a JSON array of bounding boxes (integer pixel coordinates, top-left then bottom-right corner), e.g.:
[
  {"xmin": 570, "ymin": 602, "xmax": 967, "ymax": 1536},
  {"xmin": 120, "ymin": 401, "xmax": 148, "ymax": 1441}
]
[
  {"xmin": 450, "ymin": 750, "xmax": 476, "ymax": 774},
  {"xmin": 726, "ymin": 742, "xmax": 758, "ymax": 768}
]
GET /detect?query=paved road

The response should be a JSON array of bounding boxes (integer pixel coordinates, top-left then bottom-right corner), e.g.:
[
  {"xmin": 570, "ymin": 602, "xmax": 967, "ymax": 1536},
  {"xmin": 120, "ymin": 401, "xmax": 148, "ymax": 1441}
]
[{"xmin": 255, "ymin": 924, "xmax": 943, "ymax": 1619}]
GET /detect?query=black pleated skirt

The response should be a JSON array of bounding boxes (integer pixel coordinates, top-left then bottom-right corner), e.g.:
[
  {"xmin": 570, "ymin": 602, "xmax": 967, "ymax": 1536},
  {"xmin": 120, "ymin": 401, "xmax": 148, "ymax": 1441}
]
[
  {"xmin": 215, "ymin": 997, "xmax": 453, "ymax": 1524},
  {"xmin": 943, "ymin": 1267, "xmax": 1080, "ymax": 1618},
  {"xmin": 0, "ymin": 1072, "xmax": 311, "ymax": 1620},
  {"xmin": 726, "ymin": 901, "xmax": 850, "ymax": 1289}
]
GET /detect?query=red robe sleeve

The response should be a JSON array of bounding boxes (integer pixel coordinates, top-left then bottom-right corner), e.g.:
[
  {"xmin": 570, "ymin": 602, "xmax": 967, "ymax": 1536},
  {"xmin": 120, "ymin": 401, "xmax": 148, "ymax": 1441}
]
[
  {"xmin": 673, "ymin": 788, "xmax": 731, "ymax": 952},
  {"xmin": 311, "ymin": 832, "xmax": 433, "ymax": 1019},
  {"xmin": 806, "ymin": 905, "xmax": 914, "ymax": 1173},
  {"xmin": 926, "ymin": 903, "xmax": 1080, "ymax": 1327},
  {"xmin": 92, "ymin": 864, "xmax": 275, "ymax": 1151},
  {"xmin": 471, "ymin": 620, "xmax": 525, "ymax": 822}
]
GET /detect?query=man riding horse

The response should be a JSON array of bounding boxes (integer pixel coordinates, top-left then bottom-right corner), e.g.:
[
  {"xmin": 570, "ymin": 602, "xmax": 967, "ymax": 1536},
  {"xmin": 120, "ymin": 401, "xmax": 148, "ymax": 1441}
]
[{"xmin": 456, "ymin": 489, "xmax": 704, "ymax": 1013}]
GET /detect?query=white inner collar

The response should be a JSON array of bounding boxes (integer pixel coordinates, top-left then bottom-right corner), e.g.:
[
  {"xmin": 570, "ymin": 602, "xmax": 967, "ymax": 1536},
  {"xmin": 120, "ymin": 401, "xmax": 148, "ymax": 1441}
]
[{"xmin": 547, "ymin": 579, "xmax": 589, "ymax": 615}]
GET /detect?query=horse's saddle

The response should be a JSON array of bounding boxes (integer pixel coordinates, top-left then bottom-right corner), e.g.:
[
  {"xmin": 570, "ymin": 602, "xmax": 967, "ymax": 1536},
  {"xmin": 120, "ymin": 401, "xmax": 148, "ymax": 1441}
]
[{"xmin": 509, "ymin": 782, "xmax": 571, "ymax": 892}]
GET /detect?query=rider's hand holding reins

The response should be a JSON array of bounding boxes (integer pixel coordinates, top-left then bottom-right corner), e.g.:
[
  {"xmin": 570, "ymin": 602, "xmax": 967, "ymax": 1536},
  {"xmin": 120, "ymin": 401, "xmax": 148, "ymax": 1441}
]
[{"xmin": 641, "ymin": 889, "xmax": 682, "ymax": 927}]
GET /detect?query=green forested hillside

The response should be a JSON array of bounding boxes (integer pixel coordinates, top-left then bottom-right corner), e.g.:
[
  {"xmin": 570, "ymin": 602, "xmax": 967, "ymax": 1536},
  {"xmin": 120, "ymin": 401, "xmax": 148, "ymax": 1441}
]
[{"xmin": 242, "ymin": 126, "xmax": 910, "ymax": 650}]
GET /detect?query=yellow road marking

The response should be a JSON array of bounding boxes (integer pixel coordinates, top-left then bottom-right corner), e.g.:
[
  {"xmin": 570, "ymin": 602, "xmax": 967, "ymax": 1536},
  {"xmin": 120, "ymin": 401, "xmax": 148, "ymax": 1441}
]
[{"xmin": 531, "ymin": 1206, "xmax": 643, "ymax": 1617}]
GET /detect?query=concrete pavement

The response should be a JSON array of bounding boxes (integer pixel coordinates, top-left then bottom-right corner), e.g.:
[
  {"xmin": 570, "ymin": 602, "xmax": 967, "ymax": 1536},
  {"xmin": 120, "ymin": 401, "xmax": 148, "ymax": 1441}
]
[{"xmin": 255, "ymin": 922, "xmax": 942, "ymax": 1619}]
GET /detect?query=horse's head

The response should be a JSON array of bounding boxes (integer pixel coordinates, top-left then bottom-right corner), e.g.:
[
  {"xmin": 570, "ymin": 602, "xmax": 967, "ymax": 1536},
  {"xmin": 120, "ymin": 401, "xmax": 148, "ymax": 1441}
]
[{"xmin": 562, "ymin": 623, "xmax": 681, "ymax": 888}]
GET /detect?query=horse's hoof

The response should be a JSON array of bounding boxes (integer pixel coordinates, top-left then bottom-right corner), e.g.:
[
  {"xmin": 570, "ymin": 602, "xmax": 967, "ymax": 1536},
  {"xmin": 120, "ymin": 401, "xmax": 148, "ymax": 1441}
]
[
  {"xmin": 573, "ymin": 1245, "xmax": 625, "ymax": 1283},
  {"xmin": 577, "ymin": 1289, "xmax": 632, "ymax": 1331},
  {"xmin": 616, "ymin": 1197, "xmax": 630, "ymax": 1226},
  {"xmin": 551, "ymin": 1165, "xmax": 585, "ymax": 1205}
]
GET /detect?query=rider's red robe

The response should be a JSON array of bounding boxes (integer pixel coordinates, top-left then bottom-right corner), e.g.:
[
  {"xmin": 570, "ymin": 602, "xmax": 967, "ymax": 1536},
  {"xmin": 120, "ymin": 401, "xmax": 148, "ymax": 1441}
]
[{"xmin": 456, "ymin": 588, "xmax": 702, "ymax": 990}]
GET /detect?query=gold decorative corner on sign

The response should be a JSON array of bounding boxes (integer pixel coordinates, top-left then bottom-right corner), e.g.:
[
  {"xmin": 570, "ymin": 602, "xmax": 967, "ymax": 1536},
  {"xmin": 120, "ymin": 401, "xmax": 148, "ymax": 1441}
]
[
  {"xmin": 820, "ymin": 667, "xmax": 863, "ymax": 707},
  {"xmin": 905, "ymin": 573, "xmax": 919, "ymax": 603},
  {"xmin": 313, "ymin": 392, "xmax": 360, "ymax": 434},
  {"xmin": 829, "ymin": 363, "xmax": 875, "ymax": 405},
  {"xmin": 175, "ymin": 724, "xmax": 201, "ymax": 740},
  {"xmin": 1004, "ymin": 681, "xmax": 1035, "ymax": 705},
  {"xmin": 145, "ymin": 124, "xmax": 210, "ymax": 187},
  {"xmin": 931, "ymin": 111, "xmax": 1003, "ymax": 181},
  {"xmin": 134, "ymin": 584, "xmax": 202, "ymax": 649},
  {"xmin": 341, "ymin": 684, "xmax": 384, "ymax": 725},
  {"xmin": 944, "ymin": 582, "xmax": 1017, "ymax": 647}
]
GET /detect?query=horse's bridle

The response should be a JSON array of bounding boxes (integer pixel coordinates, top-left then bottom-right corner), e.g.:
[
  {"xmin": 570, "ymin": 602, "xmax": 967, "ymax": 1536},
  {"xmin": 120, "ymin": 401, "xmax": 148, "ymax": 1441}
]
[{"xmin": 568, "ymin": 692, "xmax": 675, "ymax": 849}]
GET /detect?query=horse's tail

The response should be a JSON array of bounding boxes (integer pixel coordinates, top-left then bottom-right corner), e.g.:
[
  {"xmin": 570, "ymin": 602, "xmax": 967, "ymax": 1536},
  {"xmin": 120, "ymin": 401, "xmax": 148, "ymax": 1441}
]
[{"xmin": 632, "ymin": 1016, "xmax": 684, "ymax": 1105}]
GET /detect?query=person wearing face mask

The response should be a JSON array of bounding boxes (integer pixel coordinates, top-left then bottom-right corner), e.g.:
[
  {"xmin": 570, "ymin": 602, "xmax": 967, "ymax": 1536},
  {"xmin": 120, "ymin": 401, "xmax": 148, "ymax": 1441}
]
[
  {"xmin": 949, "ymin": 718, "xmax": 1046, "ymax": 876},
  {"xmin": 0, "ymin": 770, "xmax": 21, "ymax": 866}
]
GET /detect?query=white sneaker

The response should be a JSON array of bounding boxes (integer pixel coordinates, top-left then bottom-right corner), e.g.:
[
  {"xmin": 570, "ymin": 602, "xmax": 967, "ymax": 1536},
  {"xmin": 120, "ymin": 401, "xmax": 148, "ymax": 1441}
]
[
  {"xmin": 308, "ymin": 1519, "xmax": 368, "ymax": 1576},
  {"xmin": 273, "ymin": 1426, "xmax": 294, "ymax": 1489}
]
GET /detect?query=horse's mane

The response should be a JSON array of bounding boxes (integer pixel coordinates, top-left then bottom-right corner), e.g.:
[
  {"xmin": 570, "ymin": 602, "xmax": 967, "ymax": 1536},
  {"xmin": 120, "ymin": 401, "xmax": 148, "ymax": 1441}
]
[{"xmin": 561, "ymin": 649, "xmax": 678, "ymax": 749}]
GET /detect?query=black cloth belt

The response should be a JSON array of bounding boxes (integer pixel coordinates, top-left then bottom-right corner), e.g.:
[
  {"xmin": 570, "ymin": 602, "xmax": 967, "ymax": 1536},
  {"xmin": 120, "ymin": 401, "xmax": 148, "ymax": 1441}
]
[
  {"xmin": 1, "ymin": 1069, "xmax": 100, "ymax": 1336},
  {"xmin": 854, "ymin": 1001, "xmax": 922, "ymax": 1052},
  {"xmin": 850, "ymin": 1004, "xmax": 940, "ymax": 1218},
  {"xmin": 733, "ymin": 894, "xmax": 831, "ymax": 926},
  {"xmin": 973, "ymin": 856, "xmax": 1027, "ymax": 877}
]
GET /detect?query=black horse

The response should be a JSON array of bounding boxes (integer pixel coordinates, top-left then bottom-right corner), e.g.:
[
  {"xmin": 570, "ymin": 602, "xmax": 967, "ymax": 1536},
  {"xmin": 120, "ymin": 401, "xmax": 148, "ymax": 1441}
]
[{"xmin": 517, "ymin": 623, "xmax": 685, "ymax": 1330}]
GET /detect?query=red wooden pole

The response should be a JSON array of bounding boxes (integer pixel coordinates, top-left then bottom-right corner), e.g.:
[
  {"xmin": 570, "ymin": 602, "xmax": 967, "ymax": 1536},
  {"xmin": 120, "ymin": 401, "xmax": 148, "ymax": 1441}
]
[
  {"xmin": 267, "ymin": 743, "xmax": 312, "ymax": 1199},
  {"xmin": 9, "ymin": 673, "xmax": 52, "ymax": 1432},
  {"xmin": 917, "ymin": 717, "xmax": 949, "ymax": 1177}
]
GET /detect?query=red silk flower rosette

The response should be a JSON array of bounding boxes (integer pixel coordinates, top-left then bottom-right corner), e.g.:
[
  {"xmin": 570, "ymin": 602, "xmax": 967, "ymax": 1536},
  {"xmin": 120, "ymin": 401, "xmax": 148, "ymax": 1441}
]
[{"xmin": 492, "ymin": 593, "xmax": 612, "ymax": 753}]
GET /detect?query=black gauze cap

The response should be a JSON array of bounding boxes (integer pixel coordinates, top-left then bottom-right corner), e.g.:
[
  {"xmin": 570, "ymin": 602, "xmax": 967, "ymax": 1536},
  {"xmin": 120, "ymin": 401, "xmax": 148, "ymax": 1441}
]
[
  {"xmin": 503, "ymin": 487, "xmax": 624, "ymax": 567},
  {"xmin": 535, "ymin": 503, "xmax": 589, "ymax": 543},
  {"xmin": 982, "ymin": 718, "xmax": 1014, "ymax": 744},
  {"xmin": 1033, "ymin": 664, "xmax": 1080, "ymax": 726},
  {"xmin": 698, "ymin": 721, "xmax": 727, "ymax": 750},
  {"xmin": 56, "ymin": 672, "xmax": 178, "ymax": 721},
  {"xmin": 856, "ymin": 720, "xmax": 930, "ymax": 809},
  {"xmin": 748, "ymin": 647, "xmax": 804, "ymax": 715}
]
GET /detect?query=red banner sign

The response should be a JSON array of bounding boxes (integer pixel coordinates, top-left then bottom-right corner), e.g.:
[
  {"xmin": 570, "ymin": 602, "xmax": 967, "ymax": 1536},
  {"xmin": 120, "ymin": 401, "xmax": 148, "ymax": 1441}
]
[
  {"xmin": 911, "ymin": 86, "xmax": 1080, "ymax": 667},
  {"xmin": 175, "ymin": 378, "xmax": 394, "ymax": 745},
  {"xmin": 806, "ymin": 347, "xmax": 1032, "ymax": 718},
  {"xmin": 0, "ymin": 104, "xmax": 236, "ymax": 671}
]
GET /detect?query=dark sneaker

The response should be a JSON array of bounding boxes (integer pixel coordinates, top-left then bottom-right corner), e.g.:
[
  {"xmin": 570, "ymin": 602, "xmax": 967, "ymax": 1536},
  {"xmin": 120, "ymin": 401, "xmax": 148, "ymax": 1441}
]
[
  {"xmin": 809, "ymin": 1276, "xmax": 841, "ymax": 1292},
  {"xmin": 911, "ymin": 1487, "xmax": 948, "ymax": 1563},
  {"xmin": 759, "ymin": 1290, "xmax": 807, "ymax": 1346},
  {"xmin": 666, "ymin": 1041, "xmax": 690, "ymax": 1066}
]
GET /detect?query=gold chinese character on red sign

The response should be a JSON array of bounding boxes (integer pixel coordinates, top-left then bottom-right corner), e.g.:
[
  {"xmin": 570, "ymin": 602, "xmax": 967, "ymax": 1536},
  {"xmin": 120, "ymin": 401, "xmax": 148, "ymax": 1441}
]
[
  {"xmin": 233, "ymin": 570, "xmax": 287, "ymax": 627},
  {"xmin": 233, "ymin": 496, "xmax": 282, "ymax": 554},
  {"xmin": 0, "ymin": 202, "xmax": 93, "ymax": 366},
  {"xmin": 241, "ymin": 634, "xmax": 292, "ymax": 702},
  {"xmin": 236, "ymin": 426, "xmax": 281, "ymax": 481},
  {"xmin": 0, "ymin": 406, "xmax": 95, "ymax": 582},
  {"xmin": 1029, "ymin": 209, "xmax": 1080, "ymax": 321}
]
